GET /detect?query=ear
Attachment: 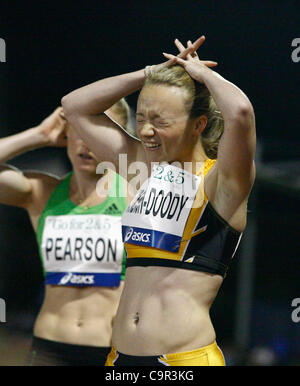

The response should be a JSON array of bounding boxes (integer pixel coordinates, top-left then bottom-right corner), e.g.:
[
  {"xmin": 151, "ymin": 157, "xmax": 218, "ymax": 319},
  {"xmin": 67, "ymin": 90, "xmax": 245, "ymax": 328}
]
[{"xmin": 193, "ymin": 115, "xmax": 208, "ymax": 137}]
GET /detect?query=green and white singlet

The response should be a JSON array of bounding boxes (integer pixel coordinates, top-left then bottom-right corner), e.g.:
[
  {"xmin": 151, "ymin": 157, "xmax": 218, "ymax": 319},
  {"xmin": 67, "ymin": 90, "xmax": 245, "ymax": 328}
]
[{"xmin": 36, "ymin": 172, "xmax": 127, "ymax": 287}]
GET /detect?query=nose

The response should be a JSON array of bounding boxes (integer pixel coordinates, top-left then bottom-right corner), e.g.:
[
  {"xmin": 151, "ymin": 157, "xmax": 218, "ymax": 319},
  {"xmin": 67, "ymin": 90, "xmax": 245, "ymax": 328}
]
[
  {"xmin": 77, "ymin": 139, "xmax": 89, "ymax": 151},
  {"xmin": 75, "ymin": 135, "xmax": 86, "ymax": 146},
  {"xmin": 139, "ymin": 122, "xmax": 155, "ymax": 138}
]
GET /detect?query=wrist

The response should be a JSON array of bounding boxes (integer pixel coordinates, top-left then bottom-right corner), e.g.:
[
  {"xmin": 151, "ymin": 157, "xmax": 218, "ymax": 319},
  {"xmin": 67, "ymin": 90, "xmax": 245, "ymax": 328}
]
[
  {"xmin": 192, "ymin": 65, "xmax": 215, "ymax": 84},
  {"xmin": 144, "ymin": 62, "xmax": 168, "ymax": 78},
  {"xmin": 26, "ymin": 125, "xmax": 51, "ymax": 148},
  {"xmin": 199, "ymin": 67, "xmax": 223, "ymax": 85},
  {"xmin": 144, "ymin": 65, "xmax": 154, "ymax": 78}
]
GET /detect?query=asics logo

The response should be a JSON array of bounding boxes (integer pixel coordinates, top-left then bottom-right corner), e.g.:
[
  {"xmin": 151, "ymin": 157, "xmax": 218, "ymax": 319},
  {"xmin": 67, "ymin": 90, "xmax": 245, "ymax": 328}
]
[
  {"xmin": 125, "ymin": 227, "xmax": 134, "ymax": 242},
  {"xmin": 125, "ymin": 227, "xmax": 151, "ymax": 243},
  {"xmin": 59, "ymin": 273, "xmax": 95, "ymax": 285},
  {"xmin": 59, "ymin": 272, "xmax": 72, "ymax": 285}
]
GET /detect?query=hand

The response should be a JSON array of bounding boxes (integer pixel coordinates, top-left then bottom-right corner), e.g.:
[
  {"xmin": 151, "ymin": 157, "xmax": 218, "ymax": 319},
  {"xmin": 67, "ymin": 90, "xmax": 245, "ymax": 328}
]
[
  {"xmin": 145, "ymin": 36, "xmax": 210, "ymax": 76},
  {"xmin": 163, "ymin": 36, "xmax": 218, "ymax": 83},
  {"xmin": 38, "ymin": 107, "xmax": 68, "ymax": 147}
]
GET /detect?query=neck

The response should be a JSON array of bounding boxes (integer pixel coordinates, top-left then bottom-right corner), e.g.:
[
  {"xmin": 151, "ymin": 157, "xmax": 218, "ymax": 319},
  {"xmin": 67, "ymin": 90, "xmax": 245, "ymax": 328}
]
[
  {"xmin": 191, "ymin": 142, "xmax": 208, "ymax": 172},
  {"xmin": 168, "ymin": 142, "xmax": 208, "ymax": 174},
  {"xmin": 70, "ymin": 169, "xmax": 99, "ymax": 202}
]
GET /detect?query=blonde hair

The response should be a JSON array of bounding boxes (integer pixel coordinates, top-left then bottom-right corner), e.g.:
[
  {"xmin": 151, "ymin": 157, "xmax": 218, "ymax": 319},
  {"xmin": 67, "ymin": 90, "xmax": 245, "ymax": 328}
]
[
  {"xmin": 110, "ymin": 98, "xmax": 136, "ymax": 136},
  {"xmin": 144, "ymin": 65, "xmax": 224, "ymax": 159}
]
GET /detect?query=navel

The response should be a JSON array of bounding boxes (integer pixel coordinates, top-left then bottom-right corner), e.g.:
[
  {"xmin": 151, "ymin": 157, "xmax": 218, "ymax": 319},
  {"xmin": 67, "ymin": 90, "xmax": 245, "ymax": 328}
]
[
  {"xmin": 77, "ymin": 319, "xmax": 83, "ymax": 327},
  {"xmin": 133, "ymin": 312, "xmax": 139, "ymax": 325}
]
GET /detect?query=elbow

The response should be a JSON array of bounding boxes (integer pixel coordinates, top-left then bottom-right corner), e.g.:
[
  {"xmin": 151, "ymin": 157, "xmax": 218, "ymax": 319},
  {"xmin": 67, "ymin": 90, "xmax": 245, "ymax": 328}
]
[
  {"xmin": 61, "ymin": 93, "xmax": 79, "ymax": 121},
  {"xmin": 229, "ymin": 101, "xmax": 255, "ymax": 129},
  {"xmin": 237, "ymin": 100, "xmax": 255, "ymax": 121},
  {"xmin": 62, "ymin": 91, "xmax": 94, "ymax": 124},
  {"xmin": 238, "ymin": 101, "xmax": 254, "ymax": 120}
]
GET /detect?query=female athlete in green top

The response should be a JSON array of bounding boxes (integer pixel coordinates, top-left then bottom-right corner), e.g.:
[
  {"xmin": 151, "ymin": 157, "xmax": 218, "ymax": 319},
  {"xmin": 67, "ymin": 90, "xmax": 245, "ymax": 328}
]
[{"xmin": 0, "ymin": 103, "xmax": 131, "ymax": 365}]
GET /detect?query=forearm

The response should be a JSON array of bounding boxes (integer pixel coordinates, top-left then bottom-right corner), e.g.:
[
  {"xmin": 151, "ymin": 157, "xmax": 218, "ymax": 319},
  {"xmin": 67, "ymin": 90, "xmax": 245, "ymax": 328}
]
[
  {"xmin": 0, "ymin": 126, "xmax": 48, "ymax": 164},
  {"xmin": 62, "ymin": 69, "xmax": 146, "ymax": 117},
  {"xmin": 200, "ymin": 69, "xmax": 254, "ymax": 123}
]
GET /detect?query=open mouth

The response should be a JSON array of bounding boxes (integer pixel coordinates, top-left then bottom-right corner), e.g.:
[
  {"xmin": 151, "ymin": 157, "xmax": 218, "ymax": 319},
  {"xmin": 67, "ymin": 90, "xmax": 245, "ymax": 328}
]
[
  {"xmin": 78, "ymin": 153, "xmax": 94, "ymax": 161},
  {"xmin": 143, "ymin": 142, "xmax": 161, "ymax": 150}
]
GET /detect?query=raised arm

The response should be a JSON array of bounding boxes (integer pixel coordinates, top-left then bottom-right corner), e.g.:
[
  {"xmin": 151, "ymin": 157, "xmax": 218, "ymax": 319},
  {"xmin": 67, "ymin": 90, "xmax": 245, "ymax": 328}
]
[
  {"xmin": 61, "ymin": 71, "xmax": 145, "ymax": 167},
  {"xmin": 195, "ymin": 68, "xmax": 256, "ymax": 196},
  {"xmin": 0, "ymin": 107, "xmax": 66, "ymax": 207},
  {"xmin": 164, "ymin": 38, "xmax": 256, "ymax": 198},
  {"xmin": 61, "ymin": 38, "xmax": 204, "ymax": 169}
]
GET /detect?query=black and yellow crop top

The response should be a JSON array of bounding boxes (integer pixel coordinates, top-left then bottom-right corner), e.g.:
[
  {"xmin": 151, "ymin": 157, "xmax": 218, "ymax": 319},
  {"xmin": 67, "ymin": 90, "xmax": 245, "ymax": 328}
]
[{"xmin": 122, "ymin": 159, "xmax": 242, "ymax": 277}]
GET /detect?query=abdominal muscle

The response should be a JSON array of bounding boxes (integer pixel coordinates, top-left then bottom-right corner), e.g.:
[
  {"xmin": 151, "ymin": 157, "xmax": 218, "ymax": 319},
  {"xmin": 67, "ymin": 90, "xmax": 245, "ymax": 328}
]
[
  {"xmin": 112, "ymin": 266, "xmax": 223, "ymax": 355},
  {"xmin": 34, "ymin": 282, "xmax": 124, "ymax": 347}
]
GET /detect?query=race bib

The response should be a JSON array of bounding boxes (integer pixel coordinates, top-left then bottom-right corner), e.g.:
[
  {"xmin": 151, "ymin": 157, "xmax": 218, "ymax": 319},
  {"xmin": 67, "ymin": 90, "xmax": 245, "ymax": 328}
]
[
  {"xmin": 122, "ymin": 164, "xmax": 202, "ymax": 252},
  {"xmin": 41, "ymin": 214, "xmax": 123, "ymax": 286}
]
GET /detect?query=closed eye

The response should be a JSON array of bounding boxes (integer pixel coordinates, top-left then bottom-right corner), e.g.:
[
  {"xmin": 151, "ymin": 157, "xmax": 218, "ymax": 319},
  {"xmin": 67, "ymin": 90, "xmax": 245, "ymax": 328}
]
[
  {"xmin": 155, "ymin": 120, "xmax": 169, "ymax": 126},
  {"xmin": 136, "ymin": 113, "xmax": 145, "ymax": 123}
]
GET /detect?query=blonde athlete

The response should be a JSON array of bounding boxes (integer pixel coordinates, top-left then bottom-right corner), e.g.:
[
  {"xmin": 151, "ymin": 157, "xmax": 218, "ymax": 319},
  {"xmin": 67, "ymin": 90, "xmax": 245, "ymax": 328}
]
[
  {"xmin": 0, "ymin": 102, "xmax": 130, "ymax": 365},
  {"xmin": 62, "ymin": 36, "xmax": 256, "ymax": 366}
]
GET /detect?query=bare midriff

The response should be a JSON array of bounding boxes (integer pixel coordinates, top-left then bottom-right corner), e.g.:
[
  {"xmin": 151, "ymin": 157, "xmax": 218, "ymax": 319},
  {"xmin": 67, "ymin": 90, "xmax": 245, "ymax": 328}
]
[
  {"xmin": 34, "ymin": 282, "xmax": 124, "ymax": 347},
  {"xmin": 112, "ymin": 266, "xmax": 223, "ymax": 355}
]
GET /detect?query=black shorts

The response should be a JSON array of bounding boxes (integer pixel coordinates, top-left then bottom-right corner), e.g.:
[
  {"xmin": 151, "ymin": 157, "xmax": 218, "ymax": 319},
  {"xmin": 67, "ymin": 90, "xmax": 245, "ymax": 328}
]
[{"xmin": 28, "ymin": 336, "xmax": 110, "ymax": 366}]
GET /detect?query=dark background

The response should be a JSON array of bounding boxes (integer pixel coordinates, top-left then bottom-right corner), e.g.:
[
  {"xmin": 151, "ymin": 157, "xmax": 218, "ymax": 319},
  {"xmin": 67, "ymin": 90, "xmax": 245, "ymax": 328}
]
[{"xmin": 0, "ymin": 0, "xmax": 299, "ymax": 366}]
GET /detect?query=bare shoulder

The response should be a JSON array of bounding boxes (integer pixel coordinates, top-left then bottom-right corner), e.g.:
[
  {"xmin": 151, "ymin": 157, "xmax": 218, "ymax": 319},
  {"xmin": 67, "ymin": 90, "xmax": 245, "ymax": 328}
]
[{"xmin": 23, "ymin": 170, "xmax": 62, "ymax": 215}]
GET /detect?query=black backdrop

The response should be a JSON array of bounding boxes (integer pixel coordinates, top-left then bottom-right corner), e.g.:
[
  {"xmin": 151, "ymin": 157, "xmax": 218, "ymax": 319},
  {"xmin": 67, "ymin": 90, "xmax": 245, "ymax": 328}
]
[{"xmin": 0, "ymin": 0, "xmax": 299, "ymax": 365}]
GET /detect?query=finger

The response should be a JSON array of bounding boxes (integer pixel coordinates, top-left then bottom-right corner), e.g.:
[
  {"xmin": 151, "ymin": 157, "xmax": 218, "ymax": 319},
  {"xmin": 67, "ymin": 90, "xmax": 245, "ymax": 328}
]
[
  {"xmin": 177, "ymin": 44, "xmax": 196, "ymax": 59},
  {"xmin": 54, "ymin": 106, "xmax": 63, "ymax": 114},
  {"xmin": 186, "ymin": 40, "xmax": 194, "ymax": 60},
  {"xmin": 159, "ymin": 54, "xmax": 178, "ymax": 69},
  {"xmin": 192, "ymin": 35, "xmax": 206, "ymax": 51},
  {"xmin": 202, "ymin": 60, "xmax": 218, "ymax": 67},
  {"xmin": 177, "ymin": 36, "xmax": 204, "ymax": 59},
  {"xmin": 59, "ymin": 110, "xmax": 66, "ymax": 120},
  {"xmin": 163, "ymin": 53, "xmax": 186, "ymax": 66},
  {"xmin": 51, "ymin": 107, "xmax": 66, "ymax": 121},
  {"xmin": 174, "ymin": 38, "xmax": 186, "ymax": 53}
]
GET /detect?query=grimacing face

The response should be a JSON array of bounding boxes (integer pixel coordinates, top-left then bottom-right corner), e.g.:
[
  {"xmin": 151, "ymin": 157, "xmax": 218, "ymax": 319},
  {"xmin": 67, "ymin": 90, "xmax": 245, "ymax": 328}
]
[{"xmin": 136, "ymin": 84, "xmax": 197, "ymax": 164}]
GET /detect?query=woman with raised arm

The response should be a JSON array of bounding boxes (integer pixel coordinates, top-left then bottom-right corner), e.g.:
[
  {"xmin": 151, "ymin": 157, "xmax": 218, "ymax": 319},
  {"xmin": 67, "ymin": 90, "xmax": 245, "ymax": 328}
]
[
  {"xmin": 0, "ymin": 101, "xmax": 131, "ymax": 366},
  {"xmin": 62, "ymin": 35, "xmax": 256, "ymax": 366}
]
